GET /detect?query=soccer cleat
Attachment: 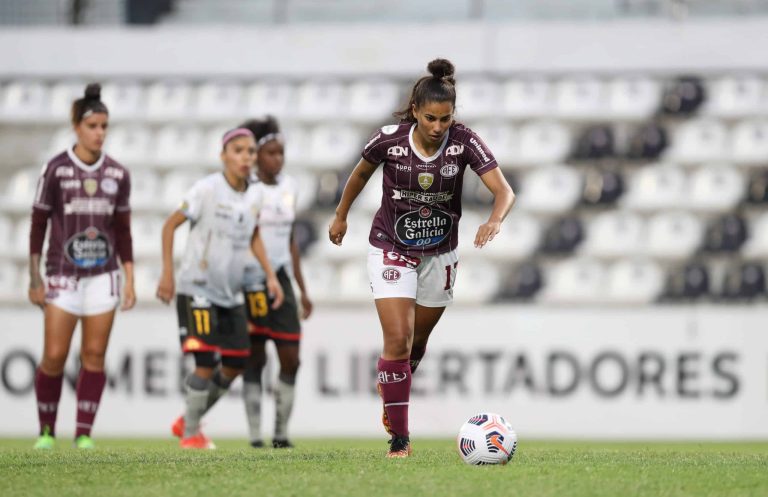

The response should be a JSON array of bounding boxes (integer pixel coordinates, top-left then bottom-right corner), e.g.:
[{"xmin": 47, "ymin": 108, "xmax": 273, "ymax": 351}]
[
  {"xmin": 376, "ymin": 384, "xmax": 395, "ymax": 436},
  {"xmin": 180, "ymin": 433, "xmax": 216, "ymax": 450},
  {"xmin": 250, "ymin": 439, "xmax": 265, "ymax": 448},
  {"xmin": 171, "ymin": 416, "xmax": 184, "ymax": 438},
  {"xmin": 386, "ymin": 435, "xmax": 412, "ymax": 458},
  {"xmin": 75, "ymin": 435, "xmax": 95, "ymax": 449},
  {"xmin": 272, "ymin": 439, "xmax": 294, "ymax": 449},
  {"xmin": 33, "ymin": 428, "xmax": 55, "ymax": 450}
]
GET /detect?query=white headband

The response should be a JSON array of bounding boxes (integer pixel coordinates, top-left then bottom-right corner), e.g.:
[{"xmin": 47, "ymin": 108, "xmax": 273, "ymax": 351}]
[{"xmin": 257, "ymin": 132, "xmax": 284, "ymax": 148}]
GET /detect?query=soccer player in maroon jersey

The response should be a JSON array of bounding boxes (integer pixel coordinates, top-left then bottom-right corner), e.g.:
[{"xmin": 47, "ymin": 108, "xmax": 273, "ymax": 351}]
[
  {"xmin": 28, "ymin": 83, "xmax": 135, "ymax": 449},
  {"xmin": 328, "ymin": 59, "xmax": 516, "ymax": 458}
]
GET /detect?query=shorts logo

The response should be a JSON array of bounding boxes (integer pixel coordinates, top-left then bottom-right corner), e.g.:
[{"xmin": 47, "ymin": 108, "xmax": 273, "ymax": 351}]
[
  {"xmin": 100, "ymin": 177, "xmax": 118, "ymax": 195},
  {"xmin": 381, "ymin": 268, "xmax": 401, "ymax": 282},
  {"xmin": 440, "ymin": 163, "xmax": 459, "ymax": 178},
  {"xmin": 83, "ymin": 178, "xmax": 98, "ymax": 196},
  {"xmin": 384, "ymin": 251, "xmax": 420, "ymax": 269},
  {"xmin": 418, "ymin": 173, "xmax": 434, "ymax": 190}
]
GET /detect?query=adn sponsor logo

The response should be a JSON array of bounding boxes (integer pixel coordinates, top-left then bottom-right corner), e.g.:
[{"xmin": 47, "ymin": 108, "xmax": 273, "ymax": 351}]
[
  {"xmin": 445, "ymin": 144, "xmax": 464, "ymax": 156},
  {"xmin": 387, "ymin": 146, "xmax": 409, "ymax": 157}
]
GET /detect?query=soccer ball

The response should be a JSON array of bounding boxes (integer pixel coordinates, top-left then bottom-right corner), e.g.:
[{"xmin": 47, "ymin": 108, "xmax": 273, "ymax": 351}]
[{"xmin": 456, "ymin": 412, "xmax": 517, "ymax": 465}]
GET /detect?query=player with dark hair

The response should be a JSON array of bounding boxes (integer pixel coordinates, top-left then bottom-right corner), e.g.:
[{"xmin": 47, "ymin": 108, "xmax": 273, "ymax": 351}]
[
  {"xmin": 29, "ymin": 83, "xmax": 135, "ymax": 449},
  {"xmin": 157, "ymin": 128, "xmax": 284, "ymax": 449},
  {"xmin": 238, "ymin": 116, "xmax": 313, "ymax": 448},
  {"xmin": 328, "ymin": 59, "xmax": 516, "ymax": 458}
]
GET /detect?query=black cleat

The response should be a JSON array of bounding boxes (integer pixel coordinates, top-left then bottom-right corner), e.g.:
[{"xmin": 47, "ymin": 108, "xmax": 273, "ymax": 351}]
[
  {"xmin": 272, "ymin": 439, "xmax": 294, "ymax": 449},
  {"xmin": 387, "ymin": 435, "xmax": 412, "ymax": 458},
  {"xmin": 250, "ymin": 439, "xmax": 265, "ymax": 448}
]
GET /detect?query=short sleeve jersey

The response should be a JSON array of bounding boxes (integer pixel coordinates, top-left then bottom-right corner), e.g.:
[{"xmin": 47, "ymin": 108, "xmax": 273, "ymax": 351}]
[
  {"xmin": 242, "ymin": 173, "xmax": 298, "ymax": 290},
  {"xmin": 361, "ymin": 122, "xmax": 498, "ymax": 256},
  {"xmin": 176, "ymin": 173, "xmax": 263, "ymax": 307},
  {"xmin": 33, "ymin": 147, "xmax": 131, "ymax": 277}
]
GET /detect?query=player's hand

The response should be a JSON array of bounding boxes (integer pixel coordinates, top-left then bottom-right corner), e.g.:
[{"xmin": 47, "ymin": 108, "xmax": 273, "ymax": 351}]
[
  {"xmin": 267, "ymin": 275, "xmax": 284, "ymax": 310},
  {"xmin": 474, "ymin": 221, "xmax": 501, "ymax": 248},
  {"xmin": 328, "ymin": 215, "xmax": 347, "ymax": 246},
  {"xmin": 28, "ymin": 278, "xmax": 46, "ymax": 310},
  {"xmin": 156, "ymin": 272, "xmax": 175, "ymax": 305},
  {"xmin": 121, "ymin": 282, "xmax": 136, "ymax": 311},
  {"xmin": 300, "ymin": 292, "xmax": 313, "ymax": 320}
]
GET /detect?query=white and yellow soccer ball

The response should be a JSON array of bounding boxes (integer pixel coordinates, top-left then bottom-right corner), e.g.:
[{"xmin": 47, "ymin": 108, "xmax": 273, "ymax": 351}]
[{"xmin": 456, "ymin": 412, "xmax": 517, "ymax": 465}]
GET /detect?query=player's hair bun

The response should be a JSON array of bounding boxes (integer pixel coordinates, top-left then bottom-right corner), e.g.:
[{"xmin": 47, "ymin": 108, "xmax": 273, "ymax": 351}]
[
  {"xmin": 84, "ymin": 83, "xmax": 102, "ymax": 101},
  {"xmin": 427, "ymin": 58, "xmax": 456, "ymax": 83}
]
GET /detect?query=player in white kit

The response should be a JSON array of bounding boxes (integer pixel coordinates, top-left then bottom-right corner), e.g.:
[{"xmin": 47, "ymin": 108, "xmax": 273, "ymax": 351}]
[{"xmin": 156, "ymin": 127, "xmax": 284, "ymax": 449}]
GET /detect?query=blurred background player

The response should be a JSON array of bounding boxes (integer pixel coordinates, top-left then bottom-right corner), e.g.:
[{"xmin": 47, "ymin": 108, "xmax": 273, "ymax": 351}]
[
  {"xmin": 29, "ymin": 83, "xmax": 135, "ymax": 449},
  {"xmin": 155, "ymin": 127, "xmax": 284, "ymax": 449},
  {"xmin": 328, "ymin": 59, "xmax": 516, "ymax": 457},
  {"xmin": 239, "ymin": 116, "xmax": 313, "ymax": 449}
]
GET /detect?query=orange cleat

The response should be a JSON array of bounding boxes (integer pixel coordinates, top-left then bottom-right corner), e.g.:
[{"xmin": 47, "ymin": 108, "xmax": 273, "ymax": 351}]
[
  {"xmin": 180, "ymin": 432, "xmax": 216, "ymax": 450},
  {"xmin": 386, "ymin": 436, "xmax": 412, "ymax": 458},
  {"xmin": 171, "ymin": 416, "xmax": 185, "ymax": 438}
]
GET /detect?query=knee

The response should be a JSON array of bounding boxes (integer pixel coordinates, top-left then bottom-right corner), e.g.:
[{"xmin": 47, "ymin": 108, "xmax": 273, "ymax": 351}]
[
  {"xmin": 384, "ymin": 329, "xmax": 412, "ymax": 358},
  {"xmin": 280, "ymin": 358, "xmax": 300, "ymax": 377},
  {"xmin": 40, "ymin": 351, "xmax": 68, "ymax": 375},
  {"xmin": 80, "ymin": 347, "xmax": 106, "ymax": 371}
]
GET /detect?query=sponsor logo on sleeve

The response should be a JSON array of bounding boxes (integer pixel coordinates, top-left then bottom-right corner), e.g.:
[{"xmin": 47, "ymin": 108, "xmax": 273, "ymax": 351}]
[
  {"xmin": 64, "ymin": 227, "xmax": 112, "ymax": 268},
  {"xmin": 394, "ymin": 206, "xmax": 453, "ymax": 247},
  {"xmin": 100, "ymin": 177, "xmax": 118, "ymax": 195},
  {"xmin": 469, "ymin": 137, "xmax": 491, "ymax": 163},
  {"xmin": 381, "ymin": 125, "xmax": 399, "ymax": 135},
  {"xmin": 440, "ymin": 163, "xmax": 459, "ymax": 178},
  {"xmin": 418, "ymin": 172, "xmax": 434, "ymax": 190}
]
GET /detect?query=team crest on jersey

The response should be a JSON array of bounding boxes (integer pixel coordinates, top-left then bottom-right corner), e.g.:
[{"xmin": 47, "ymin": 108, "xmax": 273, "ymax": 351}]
[
  {"xmin": 83, "ymin": 178, "xmax": 98, "ymax": 196},
  {"xmin": 440, "ymin": 164, "xmax": 459, "ymax": 178},
  {"xmin": 100, "ymin": 178, "xmax": 118, "ymax": 195},
  {"xmin": 387, "ymin": 146, "xmax": 409, "ymax": 157},
  {"xmin": 418, "ymin": 173, "xmax": 434, "ymax": 191},
  {"xmin": 445, "ymin": 144, "xmax": 464, "ymax": 156}
]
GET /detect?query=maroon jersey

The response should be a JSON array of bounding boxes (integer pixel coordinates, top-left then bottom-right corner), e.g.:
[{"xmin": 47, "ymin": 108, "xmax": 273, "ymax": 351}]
[
  {"xmin": 361, "ymin": 122, "xmax": 498, "ymax": 256},
  {"xmin": 33, "ymin": 147, "xmax": 131, "ymax": 277}
]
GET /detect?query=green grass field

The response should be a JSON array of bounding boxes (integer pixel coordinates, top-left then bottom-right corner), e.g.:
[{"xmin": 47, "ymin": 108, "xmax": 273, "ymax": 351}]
[{"xmin": 1, "ymin": 438, "xmax": 766, "ymax": 497}]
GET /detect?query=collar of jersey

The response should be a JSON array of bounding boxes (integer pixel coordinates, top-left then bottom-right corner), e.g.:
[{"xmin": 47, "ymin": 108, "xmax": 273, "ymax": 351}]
[
  {"xmin": 67, "ymin": 145, "xmax": 105, "ymax": 173},
  {"xmin": 408, "ymin": 123, "xmax": 450, "ymax": 163}
]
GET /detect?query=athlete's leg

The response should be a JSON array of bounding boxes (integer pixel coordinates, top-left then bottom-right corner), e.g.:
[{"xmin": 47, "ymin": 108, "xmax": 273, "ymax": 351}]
[
  {"xmin": 273, "ymin": 341, "xmax": 300, "ymax": 445},
  {"xmin": 243, "ymin": 336, "xmax": 267, "ymax": 445},
  {"xmin": 36, "ymin": 305, "xmax": 79, "ymax": 438},
  {"xmin": 76, "ymin": 309, "xmax": 116, "ymax": 440},
  {"xmin": 409, "ymin": 305, "xmax": 446, "ymax": 373}
]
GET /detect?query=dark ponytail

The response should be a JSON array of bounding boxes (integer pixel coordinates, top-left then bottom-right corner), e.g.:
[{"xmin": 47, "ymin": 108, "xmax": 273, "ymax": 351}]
[
  {"xmin": 239, "ymin": 115, "xmax": 281, "ymax": 143},
  {"xmin": 394, "ymin": 58, "xmax": 457, "ymax": 123},
  {"xmin": 71, "ymin": 83, "xmax": 108, "ymax": 124}
]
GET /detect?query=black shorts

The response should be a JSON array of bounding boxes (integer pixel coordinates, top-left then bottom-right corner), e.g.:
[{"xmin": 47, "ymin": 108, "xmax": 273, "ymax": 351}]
[
  {"xmin": 177, "ymin": 294, "xmax": 250, "ymax": 357},
  {"xmin": 244, "ymin": 267, "xmax": 301, "ymax": 343}
]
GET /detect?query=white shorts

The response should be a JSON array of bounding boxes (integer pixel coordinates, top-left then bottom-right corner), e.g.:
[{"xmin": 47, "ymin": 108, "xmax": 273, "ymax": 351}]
[
  {"xmin": 367, "ymin": 244, "xmax": 459, "ymax": 307},
  {"xmin": 45, "ymin": 270, "xmax": 121, "ymax": 316}
]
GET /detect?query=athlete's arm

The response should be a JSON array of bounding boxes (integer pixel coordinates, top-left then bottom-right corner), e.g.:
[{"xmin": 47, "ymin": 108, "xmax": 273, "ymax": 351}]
[
  {"xmin": 156, "ymin": 210, "xmax": 187, "ymax": 305},
  {"xmin": 28, "ymin": 207, "xmax": 50, "ymax": 309},
  {"xmin": 290, "ymin": 227, "xmax": 313, "ymax": 319},
  {"xmin": 475, "ymin": 168, "xmax": 516, "ymax": 249},
  {"xmin": 329, "ymin": 158, "xmax": 377, "ymax": 246},
  {"xmin": 251, "ymin": 227, "xmax": 285, "ymax": 310},
  {"xmin": 121, "ymin": 261, "xmax": 136, "ymax": 310}
]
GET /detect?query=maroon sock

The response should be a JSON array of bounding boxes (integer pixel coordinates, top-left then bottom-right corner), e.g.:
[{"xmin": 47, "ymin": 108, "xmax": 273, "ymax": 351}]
[
  {"xmin": 35, "ymin": 369, "xmax": 63, "ymax": 436},
  {"xmin": 377, "ymin": 357, "xmax": 411, "ymax": 437},
  {"xmin": 409, "ymin": 345, "xmax": 427, "ymax": 374},
  {"xmin": 75, "ymin": 369, "xmax": 107, "ymax": 438}
]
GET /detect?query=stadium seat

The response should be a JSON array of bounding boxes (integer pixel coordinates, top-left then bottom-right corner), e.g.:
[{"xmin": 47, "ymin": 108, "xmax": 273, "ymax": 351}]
[
  {"xmin": 580, "ymin": 211, "xmax": 644, "ymax": 259},
  {"xmin": 154, "ymin": 125, "xmax": 204, "ymax": 168},
  {"xmin": 202, "ymin": 126, "xmax": 231, "ymax": 164},
  {"xmin": 145, "ymin": 81, "xmax": 193, "ymax": 121},
  {"xmin": 607, "ymin": 76, "xmax": 661, "ymax": 121},
  {"xmin": 129, "ymin": 170, "xmax": 160, "ymax": 211},
  {"xmin": 161, "ymin": 171, "xmax": 205, "ymax": 210},
  {"xmin": 539, "ymin": 259, "xmax": 607, "ymax": 304},
  {"xmin": 661, "ymin": 76, "xmax": 706, "ymax": 116},
  {"xmin": 645, "ymin": 212, "xmax": 705, "ymax": 260},
  {"xmin": 746, "ymin": 169, "xmax": 768, "ymax": 204},
  {"xmin": 244, "ymin": 81, "xmax": 295, "ymax": 120},
  {"xmin": 0, "ymin": 216, "xmax": 12, "ymax": 253},
  {"xmin": 571, "ymin": 125, "xmax": 615, "ymax": 160},
  {"xmin": 1, "ymin": 81, "xmax": 48, "ymax": 121},
  {"xmin": 665, "ymin": 120, "xmax": 728, "ymax": 164},
  {"xmin": 741, "ymin": 212, "xmax": 768, "ymax": 259},
  {"xmin": 131, "ymin": 216, "xmax": 163, "ymax": 258},
  {"xmin": 453, "ymin": 260, "xmax": 501, "ymax": 304},
  {"xmin": 101, "ymin": 81, "xmax": 145, "ymax": 120},
  {"xmin": 662, "ymin": 262, "xmax": 710, "ymax": 301},
  {"xmin": 494, "ymin": 262, "xmax": 542, "ymax": 301},
  {"xmin": 106, "ymin": 126, "xmax": 152, "ymax": 167},
  {"xmin": 581, "ymin": 169, "xmax": 624, "ymax": 206},
  {"xmin": 291, "ymin": 171, "xmax": 319, "ymax": 213},
  {"xmin": 621, "ymin": 164, "xmax": 687, "ymax": 212},
  {"xmin": 194, "ymin": 82, "xmax": 243, "ymax": 121},
  {"xmin": 467, "ymin": 122, "xmax": 517, "ymax": 166},
  {"xmin": 625, "ymin": 122, "xmax": 668, "ymax": 161},
  {"xmin": 132, "ymin": 264, "xmax": 162, "ymax": 302},
  {"xmin": 292, "ymin": 217, "xmax": 317, "ymax": 255},
  {"xmin": 359, "ymin": 167, "xmax": 384, "ymax": 213},
  {"xmin": 484, "ymin": 213, "xmax": 542, "ymax": 260},
  {"xmin": 282, "ymin": 126, "xmax": 311, "ymax": 167},
  {"xmin": 338, "ymin": 260, "xmax": 372, "ymax": 302},
  {"xmin": 730, "ymin": 119, "xmax": 768, "ymax": 166},
  {"xmin": 515, "ymin": 165, "xmax": 581, "ymax": 214},
  {"xmin": 502, "ymin": 78, "xmax": 552, "ymax": 119},
  {"xmin": 703, "ymin": 75, "xmax": 765, "ymax": 118},
  {"xmin": 346, "ymin": 80, "xmax": 400, "ymax": 124},
  {"xmin": 314, "ymin": 169, "xmax": 347, "ymax": 208},
  {"xmin": 456, "ymin": 79, "xmax": 501, "ymax": 121},
  {"xmin": 48, "ymin": 81, "xmax": 86, "ymax": 121},
  {"xmin": 297, "ymin": 257, "xmax": 336, "ymax": 303},
  {"xmin": 0, "ymin": 261, "xmax": 18, "ymax": 301},
  {"xmin": 295, "ymin": 80, "xmax": 345, "ymax": 122},
  {"xmin": 554, "ymin": 76, "xmax": 605, "ymax": 120},
  {"xmin": 687, "ymin": 165, "xmax": 745, "ymax": 212},
  {"xmin": 11, "ymin": 219, "xmax": 29, "ymax": 257},
  {"xmin": 605, "ymin": 259, "xmax": 664, "ymax": 304},
  {"xmin": 703, "ymin": 214, "xmax": 747, "ymax": 253},
  {"xmin": 514, "ymin": 121, "xmax": 571, "ymax": 165},
  {"xmin": 541, "ymin": 216, "xmax": 583, "ymax": 255},
  {"xmin": 311, "ymin": 211, "xmax": 371, "ymax": 262},
  {"xmin": 45, "ymin": 127, "xmax": 76, "ymax": 158},
  {"xmin": 721, "ymin": 263, "xmax": 766, "ymax": 301},
  {"xmin": 4, "ymin": 167, "xmax": 40, "ymax": 212},
  {"xmin": 305, "ymin": 124, "xmax": 362, "ymax": 170}
]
